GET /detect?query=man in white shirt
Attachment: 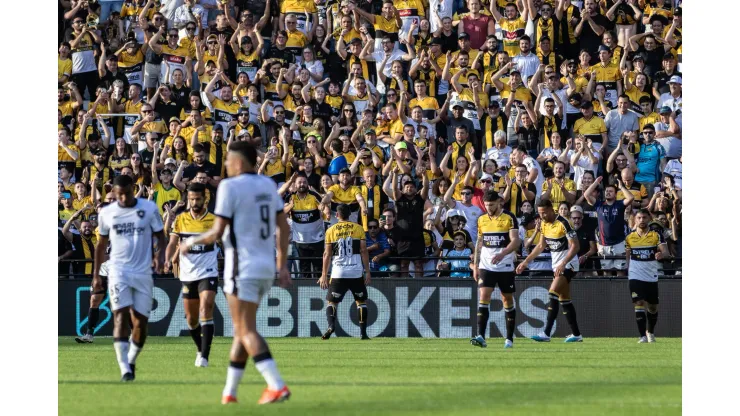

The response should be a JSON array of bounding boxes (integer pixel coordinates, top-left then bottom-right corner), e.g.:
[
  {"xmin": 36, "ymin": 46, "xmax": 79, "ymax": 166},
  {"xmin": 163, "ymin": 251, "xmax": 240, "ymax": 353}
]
[
  {"xmin": 180, "ymin": 141, "xmax": 292, "ymax": 404},
  {"xmin": 663, "ymin": 157, "xmax": 682, "ymax": 189},
  {"xmin": 360, "ymin": 36, "xmax": 416, "ymax": 80},
  {"xmin": 657, "ymin": 75, "xmax": 682, "ymax": 111},
  {"xmin": 484, "ymin": 130, "xmax": 512, "ymax": 168},
  {"xmin": 173, "ymin": 0, "xmax": 208, "ymax": 38},
  {"xmin": 343, "ymin": 61, "xmax": 379, "ymax": 96},
  {"xmin": 655, "ymin": 106, "xmax": 682, "ymax": 159},
  {"xmin": 95, "ymin": 175, "xmax": 166, "ymax": 382},
  {"xmin": 511, "ymin": 35, "xmax": 540, "ymax": 82},
  {"xmin": 512, "ymin": 145, "xmax": 544, "ymax": 196}
]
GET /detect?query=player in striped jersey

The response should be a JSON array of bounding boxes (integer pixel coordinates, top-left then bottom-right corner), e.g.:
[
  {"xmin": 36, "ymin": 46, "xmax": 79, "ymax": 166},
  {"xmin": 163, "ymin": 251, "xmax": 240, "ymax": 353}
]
[
  {"xmin": 165, "ymin": 183, "xmax": 219, "ymax": 367},
  {"xmin": 318, "ymin": 204, "xmax": 372, "ymax": 340},
  {"xmin": 284, "ymin": 175, "xmax": 326, "ymax": 279},
  {"xmin": 625, "ymin": 209, "xmax": 669, "ymax": 343},
  {"xmin": 516, "ymin": 200, "xmax": 584, "ymax": 343},
  {"xmin": 471, "ymin": 191, "xmax": 521, "ymax": 349}
]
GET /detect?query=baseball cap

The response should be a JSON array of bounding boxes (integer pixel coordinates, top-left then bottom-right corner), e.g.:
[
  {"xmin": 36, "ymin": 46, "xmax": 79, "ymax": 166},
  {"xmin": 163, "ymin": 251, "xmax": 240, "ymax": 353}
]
[
  {"xmin": 480, "ymin": 173, "xmax": 494, "ymax": 182},
  {"xmin": 631, "ymin": 53, "xmax": 645, "ymax": 62},
  {"xmin": 237, "ymin": 129, "xmax": 251, "ymax": 137},
  {"xmin": 446, "ymin": 209, "xmax": 463, "ymax": 218},
  {"xmin": 580, "ymin": 101, "xmax": 593, "ymax": 109},
  {"xmin": 659, "ymin": 106, "xmax": 672, "ymax": 114},
  {"xmin": 458, "ymin": 32, "xmax": 470, "ymax": 39},
  {"xmin": 206, "ymin": 34, "xmax": 217, "ymax": 41},
  {"xmin": 213, "ymin": 124, "xmax": 224, "ymax": 131},
  {"xmin": 452, "ymin": 103, "xmax": 464, "ymax": 110},
  {"xmin": 338, "ymin": 167, "xmax": 352, "ymax": 175},
  {"xmin": 349, "ymin": 37, "xmax": 362, "ymax": 44},
  {"xmin": 364, "ymin": 128, "xmax": 376, "ymax": 135},
  {"xmin": 237, "ymin": 107, "xmax": 249, "ymax": 114},
  {"xmin": 570, "ymin": 205, "xmax": 584, "ymax": 215},
  {"xmin": 164, "ymin": 158, "xmax": 177, "ymax": 166},
  {"xmin": 597, "ymin": 45, "xmax": 609, "ymax": 53},
  {"xmin": 488, "ymin": 101, "xmax": 500, "ymax": 108},
  {"xmin": 663, "ymin": 52, "xmax": 676, "ymax": 61},
  {"xmin": 667, "ymin": 75, "xmax": 682, "ymax": 85},
  {"xmin": 394, "ymin": 141, "xmax": 408, "ymax": 151},
  {"xmin": 429, "ymin": 37, "xmax": 442, "ymax": 45},
  {"xmin": 168, "ymin": 117, "xmax": 180, "ymax": 124}
]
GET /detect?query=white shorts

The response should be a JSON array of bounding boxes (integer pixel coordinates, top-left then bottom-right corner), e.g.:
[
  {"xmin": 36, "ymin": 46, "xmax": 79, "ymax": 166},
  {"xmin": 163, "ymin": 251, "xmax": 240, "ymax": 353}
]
[
  {"xmin": 108, "ymin": 274, "xmax": 154, "ymax": 318},
  {"xmin": 598, "ymin": 241, "xmax": 627, "ymax": 270},
  {"xmin": 98, "ymin": 261, "xmax": 110, "ymax": 277},
  {"xmin": 223, "ymin": 278, "xmax": 273, "ymax": 304}
]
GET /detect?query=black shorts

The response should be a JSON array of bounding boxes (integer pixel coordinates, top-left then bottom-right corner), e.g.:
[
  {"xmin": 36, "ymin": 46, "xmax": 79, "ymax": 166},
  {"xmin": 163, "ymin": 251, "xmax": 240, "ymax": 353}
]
[
  {"xmin": 91, "ymin": 277, "xmax": 108, "ymax": 295},
  {"xmin": 326, "ymin": 278, "xmax": 368, "ymax": 303},
  {"xmin": 562, "ymin": 268, "xmax": 576, "ymax": 282},
  {"xmin": 478, "ymin": 270, "xmax": 516, "ymax": 293},
  {"xmin": 182, "ymin": 278, "xmax": 219, "ymax": 300},
  {"xmin": 629, "ymin": 279, "xmax": 659, "ymax": 304}
]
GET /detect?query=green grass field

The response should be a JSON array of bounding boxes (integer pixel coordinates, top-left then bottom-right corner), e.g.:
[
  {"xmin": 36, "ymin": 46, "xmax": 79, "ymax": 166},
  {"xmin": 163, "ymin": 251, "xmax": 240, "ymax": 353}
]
[{"xmin": 59, "ymin": 337, "xmax": 681, "ymax": 416}]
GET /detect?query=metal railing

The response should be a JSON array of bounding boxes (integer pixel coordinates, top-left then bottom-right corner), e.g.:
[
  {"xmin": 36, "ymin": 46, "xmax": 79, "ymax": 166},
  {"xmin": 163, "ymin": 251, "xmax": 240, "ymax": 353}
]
[{"xmin": 58, "ymin": 255, "xmax": 682, "ymax": 280}]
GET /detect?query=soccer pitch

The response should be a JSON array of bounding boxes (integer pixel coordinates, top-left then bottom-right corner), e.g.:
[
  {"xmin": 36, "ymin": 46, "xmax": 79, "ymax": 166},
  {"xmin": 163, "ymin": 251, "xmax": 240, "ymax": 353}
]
[{"xmin": 59, "ymin": 337, "xmax": 681, "ymax": 415}]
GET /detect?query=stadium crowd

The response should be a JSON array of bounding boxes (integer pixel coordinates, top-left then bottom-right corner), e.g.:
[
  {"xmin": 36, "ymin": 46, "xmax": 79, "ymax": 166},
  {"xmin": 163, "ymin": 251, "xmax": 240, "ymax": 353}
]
[{"xmin": 57, "ymin": 0, "xmax": 682, "ymax": 279}]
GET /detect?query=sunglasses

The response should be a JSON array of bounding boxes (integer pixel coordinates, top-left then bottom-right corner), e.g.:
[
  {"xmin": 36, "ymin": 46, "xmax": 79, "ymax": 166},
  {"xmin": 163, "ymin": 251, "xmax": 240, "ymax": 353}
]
[
  {"xmin": 274, "ymin": 111, "xmax": 284, "ymax": 115},
  {"xmin": 73, "ymin": 20, "xmax": 84, "ymax": 24},
  {"xmin": 344, "ymin": 109, "xmax": 354, "ymax": 112},
  {"xmin": 186, "ymin": 27, "xmax": 196, "ymax": 31},
  {"xmin": 387, "ymin": 93, "xmax": 397, "ymax": 97},
  {"xmin": 287, "ymin": 21, "xmax": 297, "ymax": 25},
  {"xmin": 368, "ymin": 225, "xmax": 379, "ymax": 229},
  {"xmin": 461, "ymin": 192, "xmax": 472, "ymax": 196},
  {"xmin": 642, "ymin": 131, "xmax": 655, "ymax": 135},
  {"xmin": 142, "ymin": 109, "xmax": 153, "ymax": 113},
  {"xmin": 168, "ymin": 34, "xmax": 179, "ymax": 38},
  {"xmin": 131, "ymin": 156, "xmax": 141, "ymax": 160},
  {"xmin": 480, "ymin": 179, "xmax": 492, "ymax": 184},
  {"xmin": 571, "ymin": 216, "xmax": 583, "ymax": 220}
]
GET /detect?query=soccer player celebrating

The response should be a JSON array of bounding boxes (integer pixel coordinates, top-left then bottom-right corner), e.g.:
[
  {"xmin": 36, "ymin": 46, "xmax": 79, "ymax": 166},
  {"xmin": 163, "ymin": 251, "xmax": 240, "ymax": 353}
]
[
  {"xmin": 94, "ymin": 175, "xmax": 166, "ymax": 381},
  {"xmin": 625, "ymin": 209, "xmax": 669, "ymax": 343},
  {"xmin": 180, "ymin": 141, "xmax": 292, "ymax": 405},
  {"xmin": 165, "ymin": 183, "xmax": 219, "ymax": 367},
  {"xmin": 516, "ymin": 200, "xmax": 583, "ymax": 343},
  {"xmin": 318, "ymin": 204, "xmax": 373, "ymax": 341},
  {"xmin": 471, "ymin": 191, "xmax": 521, "ymax": 349}
]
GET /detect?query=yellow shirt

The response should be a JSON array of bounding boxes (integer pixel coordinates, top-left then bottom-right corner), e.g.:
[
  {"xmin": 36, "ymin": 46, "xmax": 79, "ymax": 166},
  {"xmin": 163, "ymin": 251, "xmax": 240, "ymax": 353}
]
[
  {"xmin": 639, "ymin": 112, "xmax": 661, "ymax": 130},
  {"xmin": 499, "ymin": 16, "xmax": 527, "ymax": 56},
  {"xmin": 541, "ymin": 179, "xmax": 576, "ymax": 207},
  {"xmin": 58, "ymin": 57, "xmax": 72, "ymax": 80},
  {"xmin": 58, "ymin": 143, "xmax": 79, "ymax": 162},
  {"xmin": 573, "ymin": 116, "xmax": 607, "ymax": 142}
]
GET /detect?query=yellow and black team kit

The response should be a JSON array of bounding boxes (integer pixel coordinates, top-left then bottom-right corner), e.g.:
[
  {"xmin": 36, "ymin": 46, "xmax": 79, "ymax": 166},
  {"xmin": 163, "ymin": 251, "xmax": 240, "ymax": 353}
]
[
  {"xmin": 541, "ymin": 215, "xmax": 579, "ymax": 276},
  {"xmin": 480, "ymin": 112, "xmax": 508, "ymax": 154},
  {"xmin": 626, "ymin": 229, "xmax": 666, "ymax": 305},
  {"xmin": 71, "ymin": 233, "xmax": 97, "ymax": 275},
  {"xmin": 408, "ymin": 96, "xmax": 440, "ymax": 121},
  {"xmin": 573, "ymin": 115, "xmax": 607, "ymax": 145},
  {"xmin": 373, "ymin": 14, "xmax": 400, "ymax": 44},
  {"xmin": 264, "ymin": 158, "xmax": 287, "ymax": 184},
  {"xmin": 477, "ymin": 210, "xmax": 519, "ymax": 293},
  {"xmin": 287, "ymin": 191, "xmax": 326, "ymax": 244},
  {"xmin": 411, "ymin": 69, "xmax": 439, "ymax": 99},
  {"xmin": 327, "ymin": 184, "xmax": 361, "ymax": 220},
  {"xmin": 171, "ymin": 210, "xmax": 219, "ymax": 297},
  {"xmin": 499, "ymin": 17, "xmax": 527, "ymax": 56},
  {"xmin": 210, "ymin": 98, "xmax": 240, "ymax": 134},
  {"xmin": 359, "ymin": 184, "xmax": 388, "ymax": 231},
  {"xmin": 324, "ymin": 219, "xmax": 370, "ymax": 338}
]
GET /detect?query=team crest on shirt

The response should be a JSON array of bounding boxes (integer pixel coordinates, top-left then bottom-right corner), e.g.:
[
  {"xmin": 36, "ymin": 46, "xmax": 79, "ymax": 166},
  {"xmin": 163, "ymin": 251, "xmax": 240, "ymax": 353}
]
[{"xmin": 137, "ymin": 210, "xmax": 145, "ymax": 218}]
